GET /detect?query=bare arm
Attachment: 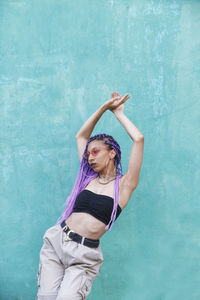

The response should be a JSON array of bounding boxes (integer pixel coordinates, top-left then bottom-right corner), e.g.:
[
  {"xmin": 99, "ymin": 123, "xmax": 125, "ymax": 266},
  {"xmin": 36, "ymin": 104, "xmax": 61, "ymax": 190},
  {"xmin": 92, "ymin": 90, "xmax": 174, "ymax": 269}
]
[
  {"xmin": 115, "ymin": 111, "xmax": 144, "ymax": 189},
  {"xmin": 75, "ymin": 104, "xmax": 107, "ymax": 161},
  {"xmin": 110, "ymin": 92, "xmax": 144, "ymax": 207}
]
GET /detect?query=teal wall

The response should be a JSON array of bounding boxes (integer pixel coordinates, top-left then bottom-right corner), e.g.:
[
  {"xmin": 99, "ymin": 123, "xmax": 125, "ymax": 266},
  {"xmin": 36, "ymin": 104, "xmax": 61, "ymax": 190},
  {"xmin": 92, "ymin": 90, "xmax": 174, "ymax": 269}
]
[{"xmin": 1, "ymin": 0, "xmax": 200, "ymax": 299}]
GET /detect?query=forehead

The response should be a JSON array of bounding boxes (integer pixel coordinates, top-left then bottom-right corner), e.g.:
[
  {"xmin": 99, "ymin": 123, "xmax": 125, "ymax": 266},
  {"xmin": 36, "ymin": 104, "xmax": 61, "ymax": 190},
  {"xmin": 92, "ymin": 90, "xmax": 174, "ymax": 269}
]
[{"xmin": 87, "ymin": 140, "xmax": 105, "ymax": 151}]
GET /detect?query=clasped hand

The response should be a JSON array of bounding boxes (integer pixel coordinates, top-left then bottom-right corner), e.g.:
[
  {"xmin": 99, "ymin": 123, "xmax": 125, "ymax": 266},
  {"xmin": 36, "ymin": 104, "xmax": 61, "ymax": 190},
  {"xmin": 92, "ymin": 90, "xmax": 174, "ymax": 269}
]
[{"xmin": 104, "ymin": 91, "xmax": 130, "ymax": 114}]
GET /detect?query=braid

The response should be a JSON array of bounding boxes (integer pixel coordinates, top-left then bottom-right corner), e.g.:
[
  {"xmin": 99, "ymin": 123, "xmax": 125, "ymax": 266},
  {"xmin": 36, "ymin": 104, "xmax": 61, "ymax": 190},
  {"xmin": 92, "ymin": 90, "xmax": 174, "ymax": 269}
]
[
  {"xmin": 84, "ymin": 133, "xmax": 122, "ymax": 174},
  {"xmin": 84, "ymin": 133, "xmax": 123, "ymax": 230}
]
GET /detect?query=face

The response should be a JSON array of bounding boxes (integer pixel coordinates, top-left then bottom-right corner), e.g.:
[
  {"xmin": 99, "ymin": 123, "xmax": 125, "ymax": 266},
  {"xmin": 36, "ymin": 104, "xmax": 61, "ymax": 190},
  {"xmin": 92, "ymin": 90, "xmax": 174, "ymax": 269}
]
[{"xmin": 86, "ymin": 140, "xmax": 116, "ymax": 172}]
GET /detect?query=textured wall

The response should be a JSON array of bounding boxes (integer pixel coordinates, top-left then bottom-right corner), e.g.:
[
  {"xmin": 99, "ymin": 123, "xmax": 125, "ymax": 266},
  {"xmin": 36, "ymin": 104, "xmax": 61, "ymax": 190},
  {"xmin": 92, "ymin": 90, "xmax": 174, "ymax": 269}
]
[{"xmin": 0, "ymin": 0, "xmax": 200, "ymax": 299}]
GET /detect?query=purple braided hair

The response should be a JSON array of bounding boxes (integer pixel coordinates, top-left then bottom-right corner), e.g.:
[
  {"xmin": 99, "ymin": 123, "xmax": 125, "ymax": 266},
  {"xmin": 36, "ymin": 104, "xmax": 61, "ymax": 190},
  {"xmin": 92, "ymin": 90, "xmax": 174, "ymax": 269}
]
[{"xmin": 56, "ymin": 133, "xmax": 123, "ymax": 231}]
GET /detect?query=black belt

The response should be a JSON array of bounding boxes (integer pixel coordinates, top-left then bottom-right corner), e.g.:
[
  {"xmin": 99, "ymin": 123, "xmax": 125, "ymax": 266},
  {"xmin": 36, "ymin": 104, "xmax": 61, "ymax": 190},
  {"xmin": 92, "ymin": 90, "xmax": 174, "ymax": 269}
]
[{"xmin": 60, "ymin": 220, "xmax": 100, "ymax": 248}]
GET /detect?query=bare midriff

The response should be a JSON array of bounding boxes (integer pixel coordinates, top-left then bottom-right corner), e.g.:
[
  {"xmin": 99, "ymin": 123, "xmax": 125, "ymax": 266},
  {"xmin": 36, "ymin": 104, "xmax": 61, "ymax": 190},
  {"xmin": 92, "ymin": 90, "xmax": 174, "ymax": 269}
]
[{"xmin": 65, "ymin": 212, "xmax": 107, "ymax": 240}]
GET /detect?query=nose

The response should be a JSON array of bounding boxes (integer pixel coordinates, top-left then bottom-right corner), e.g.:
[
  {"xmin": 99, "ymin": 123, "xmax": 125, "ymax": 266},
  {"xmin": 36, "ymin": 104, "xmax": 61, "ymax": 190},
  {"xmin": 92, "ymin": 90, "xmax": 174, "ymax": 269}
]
[
  {"xmin": 88, "ymin": 155, "xmax": 94, "ymax": 163},
  {"xmin": 88, "ymin": 154, "xmax": 95, "ymax": 164}
]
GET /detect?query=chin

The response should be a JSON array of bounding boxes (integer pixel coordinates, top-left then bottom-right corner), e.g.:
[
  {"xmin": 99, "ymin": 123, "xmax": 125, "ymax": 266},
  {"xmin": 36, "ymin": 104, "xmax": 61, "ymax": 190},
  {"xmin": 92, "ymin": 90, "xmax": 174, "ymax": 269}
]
[
  {"xmin": 93, "ymin": 166, "xmax": 100, "ymax": 172},
  {"xmin": 93, "ymin": 166, "xmax": 101, "ymax": 173},
  {"xmin": 91, "ymin": 165, "xmax": 97, "ymax": 171}
]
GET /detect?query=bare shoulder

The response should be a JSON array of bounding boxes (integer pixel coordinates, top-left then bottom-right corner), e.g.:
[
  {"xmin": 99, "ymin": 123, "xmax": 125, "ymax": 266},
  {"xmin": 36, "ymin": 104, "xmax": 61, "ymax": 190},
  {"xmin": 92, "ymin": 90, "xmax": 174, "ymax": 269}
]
[{"xmin": 118, "ymin": 175, "xmax": 136, "ymax": 209}]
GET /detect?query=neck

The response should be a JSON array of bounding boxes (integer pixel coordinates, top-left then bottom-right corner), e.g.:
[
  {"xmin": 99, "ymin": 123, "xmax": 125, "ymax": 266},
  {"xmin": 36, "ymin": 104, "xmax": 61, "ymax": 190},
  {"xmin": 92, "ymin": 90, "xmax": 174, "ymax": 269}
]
[{"xmin": 98, "ymin": 161, "xmax": 117, "ymax": 178}]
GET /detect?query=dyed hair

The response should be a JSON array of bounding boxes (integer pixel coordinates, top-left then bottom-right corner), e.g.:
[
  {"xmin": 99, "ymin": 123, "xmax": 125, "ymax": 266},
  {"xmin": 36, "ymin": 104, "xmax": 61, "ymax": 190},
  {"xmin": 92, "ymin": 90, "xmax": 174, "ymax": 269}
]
[{"xmin": 56, "ymin": 133, "xmax": 123, "ymax": 231}]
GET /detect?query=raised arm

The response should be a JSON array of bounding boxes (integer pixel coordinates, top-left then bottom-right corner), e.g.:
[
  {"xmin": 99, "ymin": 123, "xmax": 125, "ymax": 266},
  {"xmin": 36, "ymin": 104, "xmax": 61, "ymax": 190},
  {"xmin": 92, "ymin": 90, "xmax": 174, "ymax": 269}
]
[
  {"xmin": 110, "ymin": 92, "xmax": 144, "ymax": 207},
  {"xmin": 75, "ymin": 94, "xmax": 130, "ymax": 161}
]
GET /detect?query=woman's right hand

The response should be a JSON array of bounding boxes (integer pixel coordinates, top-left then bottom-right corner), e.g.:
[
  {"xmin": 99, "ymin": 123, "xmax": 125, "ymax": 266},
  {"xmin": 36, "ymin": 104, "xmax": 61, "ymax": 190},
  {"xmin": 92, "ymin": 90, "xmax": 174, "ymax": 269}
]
[{"xmin": 104, "ymin": 92, "xmax": 130, "ymax": 112}]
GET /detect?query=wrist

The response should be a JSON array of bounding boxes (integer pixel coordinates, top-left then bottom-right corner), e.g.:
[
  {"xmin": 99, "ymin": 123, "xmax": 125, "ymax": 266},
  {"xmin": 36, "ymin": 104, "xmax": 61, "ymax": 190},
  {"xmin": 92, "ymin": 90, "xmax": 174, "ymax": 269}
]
[
  {"xmin": 100, "ymin": 103, "xmax": 108, "ymax": 113},
  {"xmin": 114, "ymin": 111, "xmax": 124, "ymax": 118}
]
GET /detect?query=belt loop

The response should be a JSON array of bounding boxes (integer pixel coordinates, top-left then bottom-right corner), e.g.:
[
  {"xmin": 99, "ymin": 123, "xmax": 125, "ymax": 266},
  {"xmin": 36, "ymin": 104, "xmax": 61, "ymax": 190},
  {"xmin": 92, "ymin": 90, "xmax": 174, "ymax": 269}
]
[
  {"xmin": 63, "ymin": 225, "xmax": 68, "ymax": 232},
  {"xmin": 81, "ymin": 237, "xmax": 85, "ymax": 245}
]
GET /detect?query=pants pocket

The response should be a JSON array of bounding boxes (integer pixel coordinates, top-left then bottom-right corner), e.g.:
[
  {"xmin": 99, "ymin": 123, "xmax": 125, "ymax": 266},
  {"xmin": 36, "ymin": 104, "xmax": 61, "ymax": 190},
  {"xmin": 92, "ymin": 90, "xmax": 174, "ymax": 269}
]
[
  {"xmin": 37, "ymin": 263, "xmax": 42, "ymax": 287},
  {"xmin": 78, "ymin": 272, "xmax": 94, "ymax": 299}
]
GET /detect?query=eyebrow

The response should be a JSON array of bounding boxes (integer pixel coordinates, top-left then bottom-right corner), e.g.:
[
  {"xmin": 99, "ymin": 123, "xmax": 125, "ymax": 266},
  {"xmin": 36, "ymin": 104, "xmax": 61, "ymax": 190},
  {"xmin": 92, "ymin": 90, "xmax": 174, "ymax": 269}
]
[{"xmin": 87, "ymin": 146, "xmax": 97, "ymax": 151}]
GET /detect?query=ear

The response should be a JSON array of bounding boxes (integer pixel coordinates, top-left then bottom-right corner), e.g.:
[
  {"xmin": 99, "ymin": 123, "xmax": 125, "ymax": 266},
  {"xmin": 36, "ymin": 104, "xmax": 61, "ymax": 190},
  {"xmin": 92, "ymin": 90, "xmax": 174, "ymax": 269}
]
[{"xmin": 109, "ymin": 149, "xmax": 116, "ymax": 160}]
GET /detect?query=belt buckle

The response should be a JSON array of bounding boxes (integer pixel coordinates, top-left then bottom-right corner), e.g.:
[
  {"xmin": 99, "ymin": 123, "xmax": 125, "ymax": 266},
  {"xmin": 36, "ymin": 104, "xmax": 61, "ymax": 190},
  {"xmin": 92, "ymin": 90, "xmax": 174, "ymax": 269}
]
[{"xmin": 65, "ymin": 229, "xmax": 75, "ymax": 241}]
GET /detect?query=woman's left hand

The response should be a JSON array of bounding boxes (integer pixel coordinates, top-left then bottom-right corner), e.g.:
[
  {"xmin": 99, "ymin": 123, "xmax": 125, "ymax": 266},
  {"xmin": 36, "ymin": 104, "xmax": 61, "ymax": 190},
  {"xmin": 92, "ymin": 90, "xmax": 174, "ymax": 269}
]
[{"xmin": 110, "ymin": 91, "xmax": 130, "ymax": 114}]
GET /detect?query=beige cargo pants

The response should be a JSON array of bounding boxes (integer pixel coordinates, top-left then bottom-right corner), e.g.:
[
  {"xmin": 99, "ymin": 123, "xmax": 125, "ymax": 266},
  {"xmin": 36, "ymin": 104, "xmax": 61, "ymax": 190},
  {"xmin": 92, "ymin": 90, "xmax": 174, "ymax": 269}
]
[{"xmin": 36, "ymin": 224, "xmax": 104, "ymax": 300}]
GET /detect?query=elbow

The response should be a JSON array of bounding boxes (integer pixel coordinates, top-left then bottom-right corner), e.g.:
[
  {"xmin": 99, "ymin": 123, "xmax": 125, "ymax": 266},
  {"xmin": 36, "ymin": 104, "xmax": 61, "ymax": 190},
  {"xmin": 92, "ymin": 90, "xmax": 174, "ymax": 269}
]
[
  {"xmin": 75, "ymin": 133, "xmax": 81, "ymax": 140},
  {"xmin": 135, "ymin": 135, "xmax": 144, "ymax": 142}
]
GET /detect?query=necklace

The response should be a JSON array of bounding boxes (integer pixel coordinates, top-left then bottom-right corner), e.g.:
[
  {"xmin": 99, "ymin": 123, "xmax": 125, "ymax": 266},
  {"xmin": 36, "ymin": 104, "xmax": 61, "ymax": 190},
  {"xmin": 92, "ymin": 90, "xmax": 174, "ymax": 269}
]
[{"xmin": 97, "ymin": 176, "xmax": 116, "ymax": 185}]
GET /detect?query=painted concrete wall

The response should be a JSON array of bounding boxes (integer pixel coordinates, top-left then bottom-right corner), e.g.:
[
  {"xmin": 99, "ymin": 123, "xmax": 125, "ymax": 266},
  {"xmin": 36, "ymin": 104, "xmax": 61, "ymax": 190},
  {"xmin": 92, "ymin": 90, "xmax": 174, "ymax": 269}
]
[{"xmin": 1, "ymin": 0, "xmax": 200, "ymax": 299}]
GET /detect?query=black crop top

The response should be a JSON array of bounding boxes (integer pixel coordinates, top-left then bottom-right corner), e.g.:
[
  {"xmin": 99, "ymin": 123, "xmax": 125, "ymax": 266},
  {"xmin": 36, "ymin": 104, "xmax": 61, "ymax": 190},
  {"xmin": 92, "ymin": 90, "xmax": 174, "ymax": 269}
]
[{"xmin": 72, "ymin": 189, "xmax": 122, "ymax": 225}]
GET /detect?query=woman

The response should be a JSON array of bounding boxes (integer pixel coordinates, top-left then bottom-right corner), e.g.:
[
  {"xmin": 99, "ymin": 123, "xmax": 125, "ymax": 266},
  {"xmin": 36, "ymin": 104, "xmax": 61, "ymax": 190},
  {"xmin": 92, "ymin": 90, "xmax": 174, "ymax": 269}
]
[{"xmin": 36, "ymin": 91, "xmax": 144, "ymax": 300}]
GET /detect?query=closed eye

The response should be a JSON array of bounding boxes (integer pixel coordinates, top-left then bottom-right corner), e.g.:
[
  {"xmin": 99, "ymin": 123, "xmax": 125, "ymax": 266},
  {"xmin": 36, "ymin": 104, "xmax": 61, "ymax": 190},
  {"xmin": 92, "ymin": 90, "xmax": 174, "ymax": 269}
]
[
  {"xmin": 92, "ymin": 149, "xmax": 100, "ymax": 155},
  {"xmin": 87, "ymin": 148, "xmax": 101, "ymax": 157}
]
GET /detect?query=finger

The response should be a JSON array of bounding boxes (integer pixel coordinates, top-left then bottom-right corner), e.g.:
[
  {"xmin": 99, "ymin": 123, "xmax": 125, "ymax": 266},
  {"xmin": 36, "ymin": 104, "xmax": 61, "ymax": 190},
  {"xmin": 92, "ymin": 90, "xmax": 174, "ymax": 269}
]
[
  {"xmin": 124, "ymin": 93, "xmax": 130, "ymax": 97},
  {"xmin": 111, "ymin": 91, "xmax": 117, "ymax": 98},
  {"xmin": 122, "ymin": 93, "xmax": 130, "ymax": 100},
  {"xmin": 112, "ymin": 96, "xmax": 121, "ymax": 101},
  {"xmin": 119, "ymin": 94, "xmax": 130, "ymax": 104}
]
